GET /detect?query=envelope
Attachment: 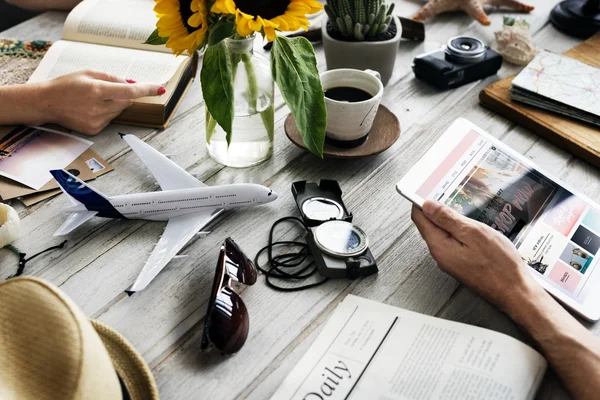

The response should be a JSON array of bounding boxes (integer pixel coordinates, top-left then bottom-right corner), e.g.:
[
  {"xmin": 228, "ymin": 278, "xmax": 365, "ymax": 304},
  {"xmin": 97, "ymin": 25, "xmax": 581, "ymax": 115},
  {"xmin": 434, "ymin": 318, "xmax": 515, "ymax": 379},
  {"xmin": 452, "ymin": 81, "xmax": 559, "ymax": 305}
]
[{"xmin": 19, "ymin": 150, "xmax": 114, "ymax": 206}]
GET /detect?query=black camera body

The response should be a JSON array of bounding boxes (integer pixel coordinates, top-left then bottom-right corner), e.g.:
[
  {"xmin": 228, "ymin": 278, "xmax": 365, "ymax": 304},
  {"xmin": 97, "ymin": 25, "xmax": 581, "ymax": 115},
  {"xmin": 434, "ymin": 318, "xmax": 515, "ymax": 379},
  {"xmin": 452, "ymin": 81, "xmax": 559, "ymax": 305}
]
[
  {"xmin": 292, "ymin": 180, "xmax": 378, "ymax": 279},
  {"xmin": 412, "ymin": 36, "xmax": 503, "ymax": 90}
]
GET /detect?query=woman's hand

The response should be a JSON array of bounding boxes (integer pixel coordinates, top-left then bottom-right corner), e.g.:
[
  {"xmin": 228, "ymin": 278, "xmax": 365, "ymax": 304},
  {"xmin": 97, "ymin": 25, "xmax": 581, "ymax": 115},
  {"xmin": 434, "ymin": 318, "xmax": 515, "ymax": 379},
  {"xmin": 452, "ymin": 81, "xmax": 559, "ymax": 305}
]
[
  {"xmin": 411, "ymin": 200, "xmax": 543, "ymax": 315},
  {"xmin": 38, "ymin": 70, "xmax": 164, "ymax": 135}
]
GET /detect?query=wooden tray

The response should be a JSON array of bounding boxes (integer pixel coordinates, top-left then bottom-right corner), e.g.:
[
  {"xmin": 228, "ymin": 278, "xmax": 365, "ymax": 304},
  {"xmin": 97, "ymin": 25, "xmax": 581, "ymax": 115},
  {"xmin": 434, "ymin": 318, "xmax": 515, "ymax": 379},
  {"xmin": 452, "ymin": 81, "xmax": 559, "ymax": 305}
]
[
  {"xmin": 479, "ymin": 32, "xmax": 600, "ymax": 167},
  {"xmin": 285, "ymin": 105, "xmax": 400, "ymax": 159}
]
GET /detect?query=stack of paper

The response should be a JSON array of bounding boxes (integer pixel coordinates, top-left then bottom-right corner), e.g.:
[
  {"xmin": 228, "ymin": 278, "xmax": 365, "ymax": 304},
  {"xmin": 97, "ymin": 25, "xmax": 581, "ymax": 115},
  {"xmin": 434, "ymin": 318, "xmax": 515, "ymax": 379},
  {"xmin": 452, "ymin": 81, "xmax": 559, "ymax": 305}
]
[
  {"xmin": 510, "ymin": 50, "xmax": 600, "ymax": 127},
  {"xmin": 0, "ymin": 126, "xmax": 113, "ymax": 206}
]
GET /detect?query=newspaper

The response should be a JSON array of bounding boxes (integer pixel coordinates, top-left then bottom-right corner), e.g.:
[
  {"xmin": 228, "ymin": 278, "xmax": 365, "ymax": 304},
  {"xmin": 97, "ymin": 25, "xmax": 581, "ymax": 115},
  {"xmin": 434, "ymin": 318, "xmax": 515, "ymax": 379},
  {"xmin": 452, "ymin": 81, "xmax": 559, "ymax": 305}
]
[{"xmin": 272, "ymin": 295, "xmax": 547, "ymax": 400}]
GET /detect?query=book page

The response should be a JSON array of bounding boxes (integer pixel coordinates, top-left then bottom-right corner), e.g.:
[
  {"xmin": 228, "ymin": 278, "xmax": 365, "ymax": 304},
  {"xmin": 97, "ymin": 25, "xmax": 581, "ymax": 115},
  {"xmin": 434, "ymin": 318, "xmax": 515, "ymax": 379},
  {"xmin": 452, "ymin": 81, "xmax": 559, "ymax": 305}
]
[
  {"xmin": 62, "ymin": 0, "xmax": 172, "ymax": 53},
  {"xmin": 272, "ymin": 295, "xmax": 547, "ymax": 400},
  {"xmin": 27, "ymin": 40, "xmax": 185, "ymax": 85}
]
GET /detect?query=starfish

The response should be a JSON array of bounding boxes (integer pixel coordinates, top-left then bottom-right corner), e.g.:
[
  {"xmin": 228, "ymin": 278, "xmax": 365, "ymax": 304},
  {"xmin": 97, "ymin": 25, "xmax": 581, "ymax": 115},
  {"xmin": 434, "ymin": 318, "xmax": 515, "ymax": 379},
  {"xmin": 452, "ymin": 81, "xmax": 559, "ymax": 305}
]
[{"xmin": 413, "ymin": 0, "xmax": 534, "ymax": 26}]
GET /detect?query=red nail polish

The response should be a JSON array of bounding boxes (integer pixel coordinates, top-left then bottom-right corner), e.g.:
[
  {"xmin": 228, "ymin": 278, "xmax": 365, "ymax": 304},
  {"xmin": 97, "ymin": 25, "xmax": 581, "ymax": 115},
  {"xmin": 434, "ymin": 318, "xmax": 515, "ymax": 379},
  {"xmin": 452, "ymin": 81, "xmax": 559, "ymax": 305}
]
[
  {"xmin": 157, "ymin": 87, "xmax": 166, "ymax": 95},
  {"xmin": 126, "ymin": 79, "xmax": 136, "ymax": 83}
]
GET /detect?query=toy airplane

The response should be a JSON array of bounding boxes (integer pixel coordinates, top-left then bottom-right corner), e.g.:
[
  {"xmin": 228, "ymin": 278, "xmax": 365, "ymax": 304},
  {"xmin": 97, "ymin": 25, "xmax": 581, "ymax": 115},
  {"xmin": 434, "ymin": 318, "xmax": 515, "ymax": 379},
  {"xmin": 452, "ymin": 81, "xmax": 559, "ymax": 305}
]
[{"xmin": 50, "ymin": 133, "xmax": 277, "ymax": 294}]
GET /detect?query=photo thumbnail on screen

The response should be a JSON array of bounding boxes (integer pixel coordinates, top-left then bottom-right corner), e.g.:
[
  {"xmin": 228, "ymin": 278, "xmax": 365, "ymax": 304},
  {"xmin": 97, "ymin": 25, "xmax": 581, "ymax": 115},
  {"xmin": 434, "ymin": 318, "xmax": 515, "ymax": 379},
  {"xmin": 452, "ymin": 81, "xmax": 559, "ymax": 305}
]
[{"xmin": 445, "ymin": 146, "xmax": 558, "ymax": 245}]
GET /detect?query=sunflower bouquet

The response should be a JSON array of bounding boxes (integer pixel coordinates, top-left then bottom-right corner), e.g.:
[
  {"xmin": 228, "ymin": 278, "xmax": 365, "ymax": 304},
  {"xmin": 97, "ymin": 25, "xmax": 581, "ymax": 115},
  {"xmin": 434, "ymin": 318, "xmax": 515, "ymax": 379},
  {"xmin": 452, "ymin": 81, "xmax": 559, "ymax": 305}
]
[{"xmin": 145, "ymin": 0, "xmax": 327, "ymax": 158}]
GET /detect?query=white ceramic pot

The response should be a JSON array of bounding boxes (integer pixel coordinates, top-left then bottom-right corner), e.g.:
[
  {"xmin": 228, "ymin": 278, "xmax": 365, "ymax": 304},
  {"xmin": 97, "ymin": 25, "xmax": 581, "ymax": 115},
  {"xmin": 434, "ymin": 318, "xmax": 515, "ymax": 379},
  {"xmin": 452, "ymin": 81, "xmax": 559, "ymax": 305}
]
[{"xmin": 321, "ymin": 15, "xmax": 401, "ymax": 86}]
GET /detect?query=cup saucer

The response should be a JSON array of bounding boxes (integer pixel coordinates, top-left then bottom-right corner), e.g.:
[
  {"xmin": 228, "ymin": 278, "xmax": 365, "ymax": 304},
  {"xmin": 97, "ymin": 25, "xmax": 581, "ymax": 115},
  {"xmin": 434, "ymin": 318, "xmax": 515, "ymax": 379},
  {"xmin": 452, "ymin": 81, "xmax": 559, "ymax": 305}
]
[{"xmin": 284, "ymin": 105, "xmax": 400, "ymax": 159}]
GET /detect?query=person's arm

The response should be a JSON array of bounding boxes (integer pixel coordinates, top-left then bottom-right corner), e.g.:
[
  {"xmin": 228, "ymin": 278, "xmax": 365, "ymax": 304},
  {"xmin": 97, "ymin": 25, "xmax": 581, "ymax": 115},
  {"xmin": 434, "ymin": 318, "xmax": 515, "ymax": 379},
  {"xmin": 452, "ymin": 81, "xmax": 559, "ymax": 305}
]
[
  {"xmin": 0, "ymin": 70, "xmax": 165, "ymax": 135},
  {"xmin": 412, "ymin": 201, "xmax": 600, "ymax": 400},
  {"xmin": 4, "ymin": 0, "xmax": 81, "ymax": 11}
]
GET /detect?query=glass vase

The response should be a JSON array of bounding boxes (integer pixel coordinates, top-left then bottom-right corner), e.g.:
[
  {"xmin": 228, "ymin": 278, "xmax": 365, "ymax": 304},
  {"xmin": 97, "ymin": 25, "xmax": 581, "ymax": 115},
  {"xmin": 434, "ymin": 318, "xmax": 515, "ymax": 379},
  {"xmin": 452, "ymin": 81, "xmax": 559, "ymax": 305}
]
[{"xmin": 205, "ymin": 35, "xmax": 275, "ymax": 168}]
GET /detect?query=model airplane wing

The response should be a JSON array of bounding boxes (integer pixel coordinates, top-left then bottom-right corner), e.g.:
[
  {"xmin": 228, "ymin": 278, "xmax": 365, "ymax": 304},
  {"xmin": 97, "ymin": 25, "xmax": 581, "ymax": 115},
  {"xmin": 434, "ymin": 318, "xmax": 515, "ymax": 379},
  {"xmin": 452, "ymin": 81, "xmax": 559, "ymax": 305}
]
[
  {"xmin": 54, "ymin": 211, "xmax": 98, "ymax": 236},
  {"xmin": 120, "ymin": 133, "xmax": 206, "ymax": 190},
  {"xmin": 127, "ymin": 209, "xmax": 224, "ymax": 294}
]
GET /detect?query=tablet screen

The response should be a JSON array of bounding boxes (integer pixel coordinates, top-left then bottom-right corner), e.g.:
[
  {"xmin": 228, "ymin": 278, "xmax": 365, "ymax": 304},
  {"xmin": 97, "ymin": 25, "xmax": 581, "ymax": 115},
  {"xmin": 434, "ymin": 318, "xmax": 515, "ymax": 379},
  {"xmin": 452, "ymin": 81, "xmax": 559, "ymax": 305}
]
[{"xmin": 413, "ymin": 128, "xmax": 600, "ymax": 304}]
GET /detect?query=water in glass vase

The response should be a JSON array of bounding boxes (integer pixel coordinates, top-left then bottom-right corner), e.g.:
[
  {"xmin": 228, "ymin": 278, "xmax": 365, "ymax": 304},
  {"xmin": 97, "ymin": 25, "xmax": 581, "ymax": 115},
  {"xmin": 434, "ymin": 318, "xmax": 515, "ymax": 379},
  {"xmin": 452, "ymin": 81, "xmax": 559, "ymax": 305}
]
[
  {"xmin": 205, "ymin": 35, "xmax": 275, "ymax": 168},
  {"xmin": 206, "ymin": 95, "xmax": 274, "ymax": 168}
]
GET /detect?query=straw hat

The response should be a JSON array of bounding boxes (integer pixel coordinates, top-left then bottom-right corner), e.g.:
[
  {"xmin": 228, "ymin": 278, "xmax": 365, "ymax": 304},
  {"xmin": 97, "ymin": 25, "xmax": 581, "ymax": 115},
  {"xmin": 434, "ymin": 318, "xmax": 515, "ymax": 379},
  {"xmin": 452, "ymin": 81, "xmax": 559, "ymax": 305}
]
[{"xmin": 0, "ymin": 277, "xmax": 159, "ymax": 400}]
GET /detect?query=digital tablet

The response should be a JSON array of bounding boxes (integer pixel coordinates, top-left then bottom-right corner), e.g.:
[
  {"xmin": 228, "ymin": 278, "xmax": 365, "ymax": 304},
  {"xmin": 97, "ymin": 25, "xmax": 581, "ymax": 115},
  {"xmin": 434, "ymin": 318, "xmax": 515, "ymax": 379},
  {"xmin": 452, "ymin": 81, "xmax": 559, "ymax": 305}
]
[{"xmin": 397, "ymin": 118, "xmax": 600, "ymax": 321}]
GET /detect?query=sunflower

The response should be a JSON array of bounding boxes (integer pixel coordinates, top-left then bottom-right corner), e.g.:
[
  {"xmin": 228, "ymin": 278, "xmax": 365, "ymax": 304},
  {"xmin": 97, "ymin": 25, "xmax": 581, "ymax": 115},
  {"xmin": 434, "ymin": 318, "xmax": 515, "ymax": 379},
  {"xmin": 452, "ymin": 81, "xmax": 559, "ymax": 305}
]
[
  {"xmin": 154, "ymin": 0, "xmax": 209, "ymax": 55},
  {"xmin": 211, "ymin": 0, "xmax": 323, "ymax": 42}
]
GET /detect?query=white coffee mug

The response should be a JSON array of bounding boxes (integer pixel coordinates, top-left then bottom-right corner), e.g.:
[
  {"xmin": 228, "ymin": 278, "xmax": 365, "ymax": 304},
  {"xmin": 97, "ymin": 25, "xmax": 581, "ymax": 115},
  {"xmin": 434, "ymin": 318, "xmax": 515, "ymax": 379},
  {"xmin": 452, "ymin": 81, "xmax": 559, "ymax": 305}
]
[{"xmin": 320, "ymin": 69, "xmax": 384, "ymax": 145}]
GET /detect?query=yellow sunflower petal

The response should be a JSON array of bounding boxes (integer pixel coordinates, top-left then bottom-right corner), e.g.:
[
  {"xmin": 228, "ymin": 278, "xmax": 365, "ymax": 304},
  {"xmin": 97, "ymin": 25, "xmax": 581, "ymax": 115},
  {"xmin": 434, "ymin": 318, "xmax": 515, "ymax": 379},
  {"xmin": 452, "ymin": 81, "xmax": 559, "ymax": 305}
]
[
  {"xmin": 153, "ymin": 1, "xmax": 178, "ymax": 14},
  {"xmin": 264, "ymin": 25, "xmax": 277, "ymax": 42},
  {"xmin": 247, "ymin": 17, "xmax": 263, "ymax": 32},
  {"xmin": 188, "ymin": 13, "xmax": 204, "ymax": 28},
  {"xmin": 235, "ymin": 16, "xmax": 254, "ymax": 37},
  {"xmin": 155, "ymin": 0, "xmax": 209, "ymax": 55}
]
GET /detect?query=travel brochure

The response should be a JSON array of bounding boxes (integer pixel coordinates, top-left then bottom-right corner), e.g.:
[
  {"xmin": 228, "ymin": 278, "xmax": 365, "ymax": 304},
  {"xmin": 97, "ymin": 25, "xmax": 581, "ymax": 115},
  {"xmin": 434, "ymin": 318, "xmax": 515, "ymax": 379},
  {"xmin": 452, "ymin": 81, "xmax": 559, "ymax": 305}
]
[{"xmin": 416, "ymin": 129, "xmax": 600, "ymax": 303}]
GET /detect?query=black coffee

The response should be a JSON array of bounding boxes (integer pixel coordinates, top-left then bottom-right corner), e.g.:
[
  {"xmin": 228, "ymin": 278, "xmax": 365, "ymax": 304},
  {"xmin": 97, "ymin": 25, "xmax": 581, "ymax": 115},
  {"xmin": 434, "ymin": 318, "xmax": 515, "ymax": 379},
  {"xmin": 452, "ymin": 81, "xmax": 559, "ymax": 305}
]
[{"xmin": 324, "ymin": 86, "xmax": 372, "ymax": 102}]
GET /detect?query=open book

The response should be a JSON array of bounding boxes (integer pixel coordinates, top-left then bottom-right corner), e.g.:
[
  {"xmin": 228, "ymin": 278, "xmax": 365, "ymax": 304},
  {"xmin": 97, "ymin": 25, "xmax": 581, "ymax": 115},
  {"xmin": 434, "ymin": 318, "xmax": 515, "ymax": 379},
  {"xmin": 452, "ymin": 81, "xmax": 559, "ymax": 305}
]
[
  {"xmin": 27, "ymin": 0, "xmax": 196, "ymax": 128},
  {"xmin": 272, "ymin": 295, "xmax": 547, "ymax": 400}
]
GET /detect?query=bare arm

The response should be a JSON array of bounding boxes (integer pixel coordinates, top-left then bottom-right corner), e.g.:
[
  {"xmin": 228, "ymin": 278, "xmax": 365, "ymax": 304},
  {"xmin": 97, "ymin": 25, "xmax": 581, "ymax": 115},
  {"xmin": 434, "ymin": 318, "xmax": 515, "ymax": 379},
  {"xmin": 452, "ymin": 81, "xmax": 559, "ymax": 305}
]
[
  {"xmin": 511, "ymin": 284, "xmax": 600, "ymax": 400},
  {"xmin": 0, "ymin": 71, "xmax": 164, "ymax": 134},
  {"xmin": 0, "ymin": 82, "xmax": 49, "ymax": 127},
  {"xmin": 412, "ymin": 201, "xmax": 600, "ymax": 400},
  {"xmin": 4, "ymin": 0, "xmax": 81, "ymax": 11}
]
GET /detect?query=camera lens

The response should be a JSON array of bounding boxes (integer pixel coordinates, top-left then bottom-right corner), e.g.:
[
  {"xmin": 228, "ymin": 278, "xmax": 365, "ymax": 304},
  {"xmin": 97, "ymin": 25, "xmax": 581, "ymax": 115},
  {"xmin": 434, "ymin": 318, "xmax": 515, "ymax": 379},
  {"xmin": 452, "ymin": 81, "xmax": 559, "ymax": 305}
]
[{"xmin": 445, "ymin": 36, "xmax": 486, "ymax": 63}]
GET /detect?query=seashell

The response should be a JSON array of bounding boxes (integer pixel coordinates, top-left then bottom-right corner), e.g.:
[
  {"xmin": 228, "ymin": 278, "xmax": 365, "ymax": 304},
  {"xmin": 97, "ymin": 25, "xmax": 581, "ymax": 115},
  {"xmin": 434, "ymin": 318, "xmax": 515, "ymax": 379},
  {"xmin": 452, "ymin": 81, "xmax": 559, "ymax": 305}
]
[
  {"xmin": 495, "ymin": 17, "xmax": 539, "ymax": 66},
  {"xmin": 0, "ymin": 203, "xmax": 20, "ymax": 248}
]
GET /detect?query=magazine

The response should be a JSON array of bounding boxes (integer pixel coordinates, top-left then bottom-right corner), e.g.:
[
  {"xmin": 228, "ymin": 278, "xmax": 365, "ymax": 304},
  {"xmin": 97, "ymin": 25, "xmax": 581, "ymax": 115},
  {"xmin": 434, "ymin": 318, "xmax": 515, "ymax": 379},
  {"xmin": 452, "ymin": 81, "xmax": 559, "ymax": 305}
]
[{"xmin": 271, "ymin": 295, "xmax": 547, "ymax": 400}]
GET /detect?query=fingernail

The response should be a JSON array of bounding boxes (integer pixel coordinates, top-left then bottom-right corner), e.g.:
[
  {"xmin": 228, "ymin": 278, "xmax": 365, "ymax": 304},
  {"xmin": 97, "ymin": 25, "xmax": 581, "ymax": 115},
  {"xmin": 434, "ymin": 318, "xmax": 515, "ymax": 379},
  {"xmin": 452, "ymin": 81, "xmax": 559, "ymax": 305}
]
[
  {"xmin": 157, "ymin": 87, "xmax": 166, "ymax": 95},
  {"xmin": 422, "ymin": 201, "xmax": 439, "ymax": 216},
  {"xmin": 126, "ymin": 79, "xmax": 136, "ymax": 84}
]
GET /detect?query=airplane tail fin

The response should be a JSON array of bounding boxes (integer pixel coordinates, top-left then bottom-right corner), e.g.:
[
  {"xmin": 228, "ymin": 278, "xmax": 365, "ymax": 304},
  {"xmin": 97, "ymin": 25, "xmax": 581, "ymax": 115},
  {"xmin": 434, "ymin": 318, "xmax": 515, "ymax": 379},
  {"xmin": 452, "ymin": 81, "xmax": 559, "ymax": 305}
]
[
  {"xmin": 54, "ymin": 211, "xmax": 98, "ymax": 236},
  {"xmin": 50, "ymin": 169, "xmax": 109, "ymax": 207}
]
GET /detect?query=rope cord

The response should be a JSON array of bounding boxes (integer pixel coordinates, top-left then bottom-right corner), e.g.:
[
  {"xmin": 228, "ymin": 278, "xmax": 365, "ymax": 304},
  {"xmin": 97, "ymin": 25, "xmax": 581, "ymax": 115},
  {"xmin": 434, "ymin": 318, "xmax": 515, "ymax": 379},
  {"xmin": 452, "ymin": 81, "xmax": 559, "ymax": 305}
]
[
  {"xmin": 254, "ymin": 217, "xmax": 329, "ymax": 292},
  {"xmin": 6, "ymin": 240, "xmax": 68, "ymax": 279}
]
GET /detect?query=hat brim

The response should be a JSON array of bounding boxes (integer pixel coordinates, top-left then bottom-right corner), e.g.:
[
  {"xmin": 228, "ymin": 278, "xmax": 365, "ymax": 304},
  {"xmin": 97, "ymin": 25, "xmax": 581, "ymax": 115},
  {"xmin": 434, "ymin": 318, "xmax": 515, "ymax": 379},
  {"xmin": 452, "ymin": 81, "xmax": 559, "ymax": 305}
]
[{"xmin": 90, "ymin": 320, "xmax": 159, "ymax": 400}]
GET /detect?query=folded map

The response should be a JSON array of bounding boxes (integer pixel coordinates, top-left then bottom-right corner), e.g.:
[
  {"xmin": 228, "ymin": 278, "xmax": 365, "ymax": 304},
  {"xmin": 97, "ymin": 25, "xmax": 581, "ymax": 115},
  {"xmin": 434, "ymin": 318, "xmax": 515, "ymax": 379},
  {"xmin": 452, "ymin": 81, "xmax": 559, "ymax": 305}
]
[{"xmin": 510, "ymin": 50, "xmax": 600, "ymax": 127}]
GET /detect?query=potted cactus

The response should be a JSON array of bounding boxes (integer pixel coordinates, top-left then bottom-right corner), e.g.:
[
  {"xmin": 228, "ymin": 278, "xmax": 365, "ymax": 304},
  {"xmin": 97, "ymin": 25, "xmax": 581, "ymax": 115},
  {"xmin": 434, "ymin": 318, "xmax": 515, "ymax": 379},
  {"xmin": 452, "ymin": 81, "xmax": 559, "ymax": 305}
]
[{"xmin": 322, "ymin": 0, "xmax": 400, "ymax": 85}]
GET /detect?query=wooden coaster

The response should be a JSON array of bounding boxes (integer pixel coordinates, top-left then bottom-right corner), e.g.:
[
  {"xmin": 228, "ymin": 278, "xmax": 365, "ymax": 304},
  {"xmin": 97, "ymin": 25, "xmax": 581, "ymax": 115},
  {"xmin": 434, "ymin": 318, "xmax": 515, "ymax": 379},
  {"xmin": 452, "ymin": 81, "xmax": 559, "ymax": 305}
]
[{"xmin": 284, "ymin": 105, "xmax": 400, "ymax": 159}]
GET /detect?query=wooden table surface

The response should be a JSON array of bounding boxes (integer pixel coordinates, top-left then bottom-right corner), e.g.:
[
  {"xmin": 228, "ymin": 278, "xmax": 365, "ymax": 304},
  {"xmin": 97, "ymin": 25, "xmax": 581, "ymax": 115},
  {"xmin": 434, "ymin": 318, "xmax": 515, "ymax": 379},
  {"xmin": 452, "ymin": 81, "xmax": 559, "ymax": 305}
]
[{"xmin": 1, "ymin": 2, "xmax": 596, "ymax": 399}]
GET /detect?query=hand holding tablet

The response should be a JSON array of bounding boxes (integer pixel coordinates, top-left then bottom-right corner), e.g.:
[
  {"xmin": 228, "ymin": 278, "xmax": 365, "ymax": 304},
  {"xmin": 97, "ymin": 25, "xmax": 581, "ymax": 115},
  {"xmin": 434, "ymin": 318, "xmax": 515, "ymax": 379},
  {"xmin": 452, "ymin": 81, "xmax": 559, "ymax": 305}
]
[{"xmin": 397, "ymin": 118, "xmax": 600, "ymax": 321}]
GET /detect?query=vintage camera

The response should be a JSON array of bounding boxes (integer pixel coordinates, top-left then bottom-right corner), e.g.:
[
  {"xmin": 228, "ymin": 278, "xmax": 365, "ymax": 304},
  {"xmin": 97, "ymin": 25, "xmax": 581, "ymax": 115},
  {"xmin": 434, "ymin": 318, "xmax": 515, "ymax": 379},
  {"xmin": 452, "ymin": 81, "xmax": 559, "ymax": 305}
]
[
  {"xmin": 412, "ymin": 36, "xmax": 502, "ymax": 90},
  {"xmin": 292, "ymin": 180, "xmax": 378, "ymax": 279}
]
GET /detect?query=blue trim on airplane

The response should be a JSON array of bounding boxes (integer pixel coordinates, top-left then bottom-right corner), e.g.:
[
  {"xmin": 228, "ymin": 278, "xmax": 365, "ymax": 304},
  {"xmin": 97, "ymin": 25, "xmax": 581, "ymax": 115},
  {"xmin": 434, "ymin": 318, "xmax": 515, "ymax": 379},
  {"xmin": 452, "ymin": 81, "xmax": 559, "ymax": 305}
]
[{"xmin": 50, "ymin": 170, "xmax": 125, "ymax": 219}]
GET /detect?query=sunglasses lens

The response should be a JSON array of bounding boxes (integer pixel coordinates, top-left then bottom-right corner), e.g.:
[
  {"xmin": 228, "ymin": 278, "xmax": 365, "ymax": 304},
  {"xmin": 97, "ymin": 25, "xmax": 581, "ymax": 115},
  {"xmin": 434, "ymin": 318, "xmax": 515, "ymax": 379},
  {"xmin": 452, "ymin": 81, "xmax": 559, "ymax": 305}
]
[
  {"xmin": 206, "ymin": 287, "xmax": 249, "ymax": 354},
  {"xmin": 224, "ymin": 237, "xmax": 257, "ymax": 285}
]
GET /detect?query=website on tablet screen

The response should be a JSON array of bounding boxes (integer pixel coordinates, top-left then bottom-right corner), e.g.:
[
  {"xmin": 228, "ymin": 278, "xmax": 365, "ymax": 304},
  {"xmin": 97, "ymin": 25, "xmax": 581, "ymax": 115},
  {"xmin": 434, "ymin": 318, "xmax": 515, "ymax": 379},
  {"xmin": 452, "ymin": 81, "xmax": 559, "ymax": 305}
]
[{"xmin": 416, "ymin": 130, "xmax": 600, "ymax": 303}]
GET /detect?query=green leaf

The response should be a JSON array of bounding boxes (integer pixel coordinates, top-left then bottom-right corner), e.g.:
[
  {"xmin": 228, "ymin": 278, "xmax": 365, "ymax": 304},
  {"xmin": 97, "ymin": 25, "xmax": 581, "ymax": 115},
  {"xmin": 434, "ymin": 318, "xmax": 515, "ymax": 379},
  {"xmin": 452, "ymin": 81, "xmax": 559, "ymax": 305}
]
[
  {"xmin": 208, "ymin": 18, "xmax": 235, "ymax": 46},
  {"xmin": 143, "ymin": 28, "xmax": 168, "ymax": 45},
  {"xmin": 201, "ymin": 41, "xmax": 234, "ymax": 144},
  {"xmin": 271, "ymin": 36, "xmax": 326, "ymax": 158}
]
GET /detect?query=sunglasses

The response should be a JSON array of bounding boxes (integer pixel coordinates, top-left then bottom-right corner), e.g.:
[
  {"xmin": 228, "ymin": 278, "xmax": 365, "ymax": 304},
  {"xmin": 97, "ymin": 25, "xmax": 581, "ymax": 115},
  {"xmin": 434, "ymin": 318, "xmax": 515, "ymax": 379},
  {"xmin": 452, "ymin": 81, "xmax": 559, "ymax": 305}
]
[{"xmin": 201, "ymin": 237, "xmax": 257, "ymax": 354}]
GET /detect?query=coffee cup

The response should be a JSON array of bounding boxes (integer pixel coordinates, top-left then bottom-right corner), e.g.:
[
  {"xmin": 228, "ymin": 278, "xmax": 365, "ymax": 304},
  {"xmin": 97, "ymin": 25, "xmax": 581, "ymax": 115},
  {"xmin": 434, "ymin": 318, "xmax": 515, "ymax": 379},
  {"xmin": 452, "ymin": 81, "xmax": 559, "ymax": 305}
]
[{"xmin": 320, "ymin": 69, "xmax": 384, "ymax": 148}]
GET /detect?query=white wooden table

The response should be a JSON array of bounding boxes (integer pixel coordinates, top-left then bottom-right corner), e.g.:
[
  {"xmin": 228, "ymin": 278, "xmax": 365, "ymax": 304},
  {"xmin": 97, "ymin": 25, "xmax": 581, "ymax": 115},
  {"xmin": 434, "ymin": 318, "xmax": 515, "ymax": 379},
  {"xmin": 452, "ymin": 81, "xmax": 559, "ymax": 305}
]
[{"xmin": 1, "ymin": 2, "xmax": 596, "ymax": 399}]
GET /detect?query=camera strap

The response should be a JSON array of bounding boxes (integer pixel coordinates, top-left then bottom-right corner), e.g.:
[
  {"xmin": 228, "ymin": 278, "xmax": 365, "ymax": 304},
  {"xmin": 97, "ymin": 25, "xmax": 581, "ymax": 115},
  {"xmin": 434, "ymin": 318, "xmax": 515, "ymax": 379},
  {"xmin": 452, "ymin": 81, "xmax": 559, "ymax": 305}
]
[{"xmin": 254, "ymin": 217, "xmax": 329, "ymax": 292}]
